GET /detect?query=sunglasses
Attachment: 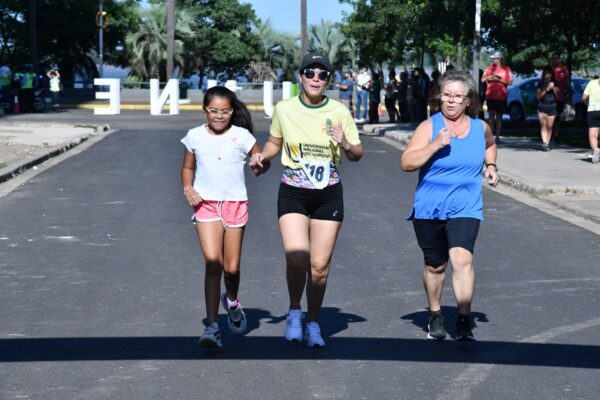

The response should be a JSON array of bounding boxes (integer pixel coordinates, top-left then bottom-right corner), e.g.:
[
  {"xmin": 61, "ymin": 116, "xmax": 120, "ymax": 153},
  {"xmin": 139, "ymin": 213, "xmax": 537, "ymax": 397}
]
[{"xmin": 302, "ymin": 68, "xmax": 331, "ymax": 81}]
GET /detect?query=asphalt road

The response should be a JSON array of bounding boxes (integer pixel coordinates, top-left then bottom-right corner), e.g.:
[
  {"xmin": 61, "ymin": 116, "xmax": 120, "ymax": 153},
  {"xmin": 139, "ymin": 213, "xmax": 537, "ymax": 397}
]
[{"xmin": 1, "ymin": 110, "xmax": 598, "ymax": 399}]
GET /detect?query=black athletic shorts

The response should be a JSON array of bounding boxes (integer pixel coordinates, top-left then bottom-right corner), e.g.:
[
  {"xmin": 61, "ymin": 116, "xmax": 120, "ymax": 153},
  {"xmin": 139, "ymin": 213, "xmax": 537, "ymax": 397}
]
[
  {"xmin": 277, "ymin": 182, "xmax": 344, "ymax": 221},
  {"xmin": 486, "ymin": 99, "xmax": 507, "ymax": 114},
  {"xmin": 587, "ymin": 110, "xmax": 600, "ymax": 128},
  {"xmin": 412, "ymin": 218, "xmax": 480, "ymax": 267}
]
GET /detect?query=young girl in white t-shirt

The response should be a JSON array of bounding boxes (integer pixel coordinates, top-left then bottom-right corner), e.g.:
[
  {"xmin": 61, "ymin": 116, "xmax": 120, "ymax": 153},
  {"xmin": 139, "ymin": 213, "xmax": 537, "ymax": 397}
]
[{"xmin": 181, "ymin": 86, "xmax": 269, "ymax": 348}]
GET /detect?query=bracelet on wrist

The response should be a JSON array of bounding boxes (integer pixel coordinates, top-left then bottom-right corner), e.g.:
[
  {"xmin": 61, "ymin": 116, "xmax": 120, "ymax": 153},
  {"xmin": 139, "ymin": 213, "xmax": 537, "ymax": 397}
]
[{"xmin": 485, "ymin": 163, "xmax": 497, "ymax": 170}]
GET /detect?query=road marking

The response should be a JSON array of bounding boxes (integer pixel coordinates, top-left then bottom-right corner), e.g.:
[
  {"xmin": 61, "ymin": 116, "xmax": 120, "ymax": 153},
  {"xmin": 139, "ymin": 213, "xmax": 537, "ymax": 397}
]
[{"xmin": 436, "ymin": 317, "xmax": 600, "ymax": 400}]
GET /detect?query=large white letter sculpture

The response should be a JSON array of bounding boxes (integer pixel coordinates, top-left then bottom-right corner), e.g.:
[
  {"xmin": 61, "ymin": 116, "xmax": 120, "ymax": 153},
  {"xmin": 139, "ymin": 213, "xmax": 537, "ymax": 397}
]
[
  {"xmin": 94, "ymin": 78, "xmax": 120, "ymax": 115},
  {"xmin": 150, "ymin": 79, "xmax": 180, "ymax": 115},
  {"xmin": 263, "ymin": 81, "xmax": 274, "ymax": 118},
  {"xmin": 263, "ymin": 81, "xmax": 292, "ymax": 118}
]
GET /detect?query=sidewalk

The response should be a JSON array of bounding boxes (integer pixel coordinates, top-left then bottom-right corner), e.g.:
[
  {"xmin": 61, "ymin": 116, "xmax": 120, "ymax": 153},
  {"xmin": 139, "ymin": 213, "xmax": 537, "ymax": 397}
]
[
  {"xmin": 362, "ymin": 122, "xmax": 600, "ymax": 226},
  {"xmin": 0, "ymin": 120, "xmax": 109, "ymax": 185}
]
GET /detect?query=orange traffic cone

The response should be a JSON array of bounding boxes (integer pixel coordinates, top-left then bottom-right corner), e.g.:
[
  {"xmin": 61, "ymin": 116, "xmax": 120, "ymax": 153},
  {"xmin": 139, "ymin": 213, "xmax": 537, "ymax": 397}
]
[{"xmin": 12, "ymin": 94, "xmax": 20, "ymax": 113}]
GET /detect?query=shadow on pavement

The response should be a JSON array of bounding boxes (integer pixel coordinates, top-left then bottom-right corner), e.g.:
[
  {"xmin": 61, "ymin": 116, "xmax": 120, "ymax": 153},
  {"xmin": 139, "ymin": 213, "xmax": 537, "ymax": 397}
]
[{"xmin": 1, "ymin": 335, "xmax": 598, "ymax": 368}]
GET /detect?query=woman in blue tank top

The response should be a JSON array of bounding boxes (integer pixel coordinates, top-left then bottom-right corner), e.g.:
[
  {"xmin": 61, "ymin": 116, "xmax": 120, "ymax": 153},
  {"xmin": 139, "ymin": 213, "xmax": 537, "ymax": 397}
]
[{"xmin": 401, "ymin": 70, "xmax": 499, "ymax": 341}]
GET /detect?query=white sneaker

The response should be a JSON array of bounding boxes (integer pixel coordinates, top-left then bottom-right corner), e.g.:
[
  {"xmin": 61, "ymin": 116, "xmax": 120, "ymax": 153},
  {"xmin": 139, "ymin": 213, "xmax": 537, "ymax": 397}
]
[
  {"xmin": 198, "ymin": 322, "xmax": 222, "ymax": 348},
  {"xmin": 284, "ymin": 309, "xmax": 304, "ymax": 341},
  {"xmin": 304, "ymin": 322, "xmax": 326, "ymax": 347},
  {"xmin": 592, "ymin": 148, "xmax": 600, "ymax": 164},
  {"xmin": 221, "ymin": 292, "xmax": 247, "ymax": 334}
]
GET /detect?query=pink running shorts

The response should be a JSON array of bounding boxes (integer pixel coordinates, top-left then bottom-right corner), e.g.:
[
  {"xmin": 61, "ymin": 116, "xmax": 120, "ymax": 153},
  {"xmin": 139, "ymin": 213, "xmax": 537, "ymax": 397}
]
[{"xmin": 192, "ymin": 200, "xmax": 248, "ymax": 228}]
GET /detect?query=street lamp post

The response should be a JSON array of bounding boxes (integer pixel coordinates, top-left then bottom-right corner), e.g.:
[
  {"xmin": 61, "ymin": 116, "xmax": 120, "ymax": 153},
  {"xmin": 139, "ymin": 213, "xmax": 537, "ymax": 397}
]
[
  {"xmin": 97, "ymin": 0, "xmax": 106, "ymax": 78},
  {"xmin": 300, "ymin": 0, "xmax": 307, "ymax": 57}
]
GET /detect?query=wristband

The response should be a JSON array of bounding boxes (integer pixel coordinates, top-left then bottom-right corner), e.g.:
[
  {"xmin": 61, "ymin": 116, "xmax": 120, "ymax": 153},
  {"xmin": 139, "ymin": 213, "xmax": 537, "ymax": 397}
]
[{"xmin": 485, "ymin": 163, "xmax": 497, "ymax": 170}]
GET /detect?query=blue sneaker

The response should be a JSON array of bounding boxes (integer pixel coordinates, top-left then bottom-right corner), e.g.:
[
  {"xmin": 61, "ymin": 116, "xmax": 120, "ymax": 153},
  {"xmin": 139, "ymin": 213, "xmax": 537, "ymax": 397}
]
[{"xmin": 284, "ymin": 309, "xmax": 304, "ymax": 341}]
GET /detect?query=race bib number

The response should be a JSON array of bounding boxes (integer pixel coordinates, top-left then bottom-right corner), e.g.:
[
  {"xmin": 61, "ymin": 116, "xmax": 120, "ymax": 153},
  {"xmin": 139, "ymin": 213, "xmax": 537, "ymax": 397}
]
[{"xmin": 299, "ymin": 157, "xmax": 329, "ymax": 189}]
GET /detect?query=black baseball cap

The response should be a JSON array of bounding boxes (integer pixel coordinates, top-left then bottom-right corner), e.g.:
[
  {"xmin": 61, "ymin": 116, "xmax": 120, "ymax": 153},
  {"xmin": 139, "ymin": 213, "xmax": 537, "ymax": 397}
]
[{"xmin": 300, "ymin": 53, "xmax": 331, "ymax": 71}]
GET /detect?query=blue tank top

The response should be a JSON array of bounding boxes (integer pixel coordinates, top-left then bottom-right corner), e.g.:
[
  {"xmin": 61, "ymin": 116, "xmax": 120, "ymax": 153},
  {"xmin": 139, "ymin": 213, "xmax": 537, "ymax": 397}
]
[{"xmin": 409, "ymin": 112, "xmax": 486, "ymax": 220}]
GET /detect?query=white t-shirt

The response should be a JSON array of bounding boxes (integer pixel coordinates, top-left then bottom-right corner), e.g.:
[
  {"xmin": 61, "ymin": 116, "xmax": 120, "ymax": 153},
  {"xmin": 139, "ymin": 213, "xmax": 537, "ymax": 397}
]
[
  {"xmin": 181, "ymin": 124, "xmax": 256, "ymax": 201},
  {"xmin": 356, "ymin": 71, "xmax": 371, "ymax": 92}
]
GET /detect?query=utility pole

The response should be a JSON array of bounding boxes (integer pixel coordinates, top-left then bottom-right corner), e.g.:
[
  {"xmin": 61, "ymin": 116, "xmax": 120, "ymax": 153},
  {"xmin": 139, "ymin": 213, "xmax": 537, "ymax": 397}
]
[
  {"xmin": 29, "ymin": 0, "xmax": 38, "ymax": 67},
  {"xmin": 300, "ymin": 0, "xmax": 307, "ymax": 57},
  {"xmin": 166, "ymin": 0, "xmax": 175, "ymax": 80},
  {"xmin": 98, "ymin": 0, "xmax": 105, "ymax": 78},
  {"xmin": 473, "ymin": 0, "xmax": 481, "ymax": 90}
]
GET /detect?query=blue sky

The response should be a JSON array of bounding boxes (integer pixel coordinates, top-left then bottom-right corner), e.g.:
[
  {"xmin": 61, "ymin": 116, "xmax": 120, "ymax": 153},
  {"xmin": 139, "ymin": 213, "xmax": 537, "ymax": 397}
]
[{"xmin": 241, "ymin": 0, "xmax": 352, "ymax": 34}]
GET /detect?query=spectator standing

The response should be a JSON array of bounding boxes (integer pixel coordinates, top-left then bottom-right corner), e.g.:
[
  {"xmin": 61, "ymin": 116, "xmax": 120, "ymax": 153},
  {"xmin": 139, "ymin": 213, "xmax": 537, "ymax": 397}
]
[
  {"xmin": 355, "ymin": 65, "xmax": 371, "ymax": 123},
  {"xmin": 384, "ymin": 71, "xmax": 399, "ymax": 122},
  {"xmin": 335, "ymin": 70, "xmax": 354, "ymax": 114},
  {"xmin": 582, "ymin": 76, "xmax": 600, "ymax": 163},
  {"xmin": 428, "ymin": 69, "xmax": 441, "ymax": 116},
  {"xmin": 407, "ymin": 70, "xmax": 418, "ymax": 123},
  {"xmin": 398, "ymin": 71, "xmax": 410, "ymax": 122},
  {"xmin": 551, "ymin": 52, "xmax": 571, "ymax": 144},
  {"xmin": 0, "ymin": 63, "xmax": 12, "ymax": 113},
  {"xmin": 15, "ymin": 64, "xmax": 36, "ymax": 113},
  {"xmin": 368, "ymin": 72, "xmax": 382, "ymax": 124},
  {"xmin": 47, "ymin": 68, "xmax": 61, "ymax": 110},
  {"xmin": 535, "ymin": 67, "xmax": 560, "ymax": 151},
  {"xmin": 414, "ymin": 67, "xmax": 430, "ymax": 122},
  {"xmin": 482, "ymin": 52, "xmax": 513, "ymax": 143}
]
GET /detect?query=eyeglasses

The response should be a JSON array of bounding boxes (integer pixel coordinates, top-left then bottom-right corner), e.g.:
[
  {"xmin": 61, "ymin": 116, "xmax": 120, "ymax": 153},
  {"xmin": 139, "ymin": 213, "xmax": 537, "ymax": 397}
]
[
  {"xmin": 440, "ymin": 93, "xmax": 468, "ymax": 104},
  {"xmin": 205, "ymin": 108, "xmax": 233, "ymax": 117},
  {"xmin": 302, "ymin": 68, "xmax": 331, "ymax": 81}
]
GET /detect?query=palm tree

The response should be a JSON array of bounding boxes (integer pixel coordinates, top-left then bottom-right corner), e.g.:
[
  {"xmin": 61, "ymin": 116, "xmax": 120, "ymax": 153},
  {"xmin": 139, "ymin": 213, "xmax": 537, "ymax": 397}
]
[
  {"xmin": 125, "ymin": 4, "xmax": 196, "ymax": 81},
  {"xmin": 253, "ymin": 18, "xmax": 299, "ymax": 81},
  {"xmin": 308, "ymin": 20, "xmax": 356, "ymax": 72}
]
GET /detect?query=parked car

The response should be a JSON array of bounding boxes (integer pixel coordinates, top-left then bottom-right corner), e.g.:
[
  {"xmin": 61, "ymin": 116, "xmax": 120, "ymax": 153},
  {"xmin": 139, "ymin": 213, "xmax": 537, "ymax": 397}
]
[{"xmin": 506, "ymin": 77, "xmax": 589, "ymax": 121}]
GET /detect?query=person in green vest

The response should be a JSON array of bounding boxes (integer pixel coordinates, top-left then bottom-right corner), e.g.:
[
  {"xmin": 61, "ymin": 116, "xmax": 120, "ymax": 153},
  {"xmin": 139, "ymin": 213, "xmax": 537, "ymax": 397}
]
[
  {"xmin": 17, "ymin": 64, "xmax": 36, "ymax": 113},
  {"xmin": 0, "ymin": 63, "xmax": 12, "ymax": 113}
]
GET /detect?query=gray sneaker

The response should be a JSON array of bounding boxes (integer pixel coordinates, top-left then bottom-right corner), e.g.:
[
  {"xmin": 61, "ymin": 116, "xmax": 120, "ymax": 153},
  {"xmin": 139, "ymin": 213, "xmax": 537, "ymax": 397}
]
[
  {"xmin": 221, "ymin": 292, "xmax": 247, "ymax": 334},
  {"xmin": 592, "ymin": 148, "xmax": 600, "ymax": 164},
  {"xmin": 198, "ymin": 322, "xmax": 222, "ymax": 348},
  {"xmin": 427, "ymin": 312, "xmax": 446, "ymax": 340}
]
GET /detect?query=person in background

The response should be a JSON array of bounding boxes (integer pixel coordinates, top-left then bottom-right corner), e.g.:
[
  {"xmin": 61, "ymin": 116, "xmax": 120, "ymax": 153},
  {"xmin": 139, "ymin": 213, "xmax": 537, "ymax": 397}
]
[
  {"xmin": 0, "ymin": 63, "xmax": 12, "ymax": 113},
  {"xmin": 335, "ymin": 70, "xmax": 354, "ymax": 114},
  {"xmin": 16, "ymin": 64, "xmax": 36, "ymax": 113},
  {"xmin": 355, "ymin": 65, "xmax": 371, "ymax": 123},
  {"xmin": 384, "ymin": 71, "xmax": 400, "ymax": 122},
  {"xmin": 368, "ymin": 72, "xmax": 382, "ymax": 124},
  {"xmin": 428, "ymin": 69, "xmax": 441, "ymax": 116},
  {"xmin": 551, "ymin": 52, "xmax": 571, "ymax": 144},
  {"xmin": 582, "ymin": 76, "xmax": 600, "ymax": 163},
  {"xmin": 401, "ymin": 70, "xmax": 498, "ymax": 341},
  {"xmin": 47, "ymin": 68, "xmax": 61, "ymax": 110},
  {"xmin": 414, "ymin": 67, "xmax": 430, "ymax": 122},
  {"xmin": 482, "ymin": 52, "xmax": 513, "ymax": 143},
  {"xmin": 535, "ymin": 67, "xmax": 560, "ymax": 151},
  {"xmin": 398, "ymin": 71, "xmax": 410, "ymax": 122}
]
